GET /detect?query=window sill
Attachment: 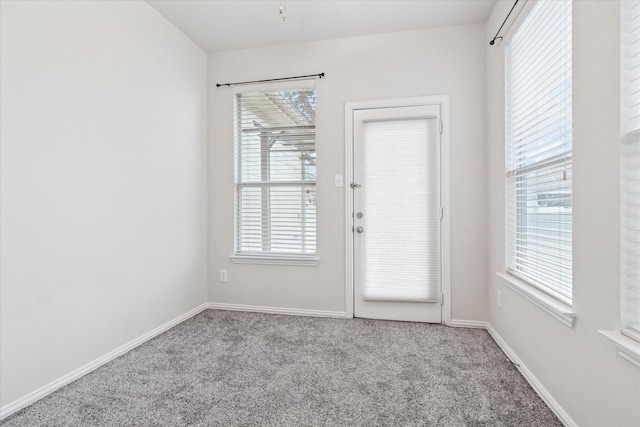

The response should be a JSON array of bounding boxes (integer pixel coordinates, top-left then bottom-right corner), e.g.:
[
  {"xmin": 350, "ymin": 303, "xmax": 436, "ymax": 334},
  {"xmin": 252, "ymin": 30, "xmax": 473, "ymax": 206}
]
[
  {"xmin": 599, "ymin": 330, "xmax": 640, "ymax": 369},
  {"xmin": 230, "ymin": 254, "xmax": 319, "ymax": 266},
  {"xmin": 497, "ymin": 272, "xmax": 577, "ymax": 328}
]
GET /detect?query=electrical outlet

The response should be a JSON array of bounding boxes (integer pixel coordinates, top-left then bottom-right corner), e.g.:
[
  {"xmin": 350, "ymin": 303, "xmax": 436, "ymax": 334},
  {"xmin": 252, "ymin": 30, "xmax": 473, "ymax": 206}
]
[
  {"xmin": 498, "ymin": 290, "xmax": 502, "ymax": 308},
  {"xmin": 219, "ymin": 269, "xmax": 228, "ymax": 282}
]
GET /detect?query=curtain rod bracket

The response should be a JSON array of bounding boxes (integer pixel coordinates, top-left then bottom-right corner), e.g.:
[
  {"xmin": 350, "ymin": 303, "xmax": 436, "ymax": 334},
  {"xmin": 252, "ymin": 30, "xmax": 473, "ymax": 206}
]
[{"xmin": 489, "ymin": 0, "xmax": 520, "ymax": 46}]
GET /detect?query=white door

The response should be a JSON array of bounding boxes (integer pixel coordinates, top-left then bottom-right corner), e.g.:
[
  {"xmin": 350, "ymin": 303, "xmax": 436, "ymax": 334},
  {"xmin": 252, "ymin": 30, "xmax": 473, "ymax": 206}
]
[{"xmin": 353, "ymin": 105, "xmax": 442, "ymax": 323}]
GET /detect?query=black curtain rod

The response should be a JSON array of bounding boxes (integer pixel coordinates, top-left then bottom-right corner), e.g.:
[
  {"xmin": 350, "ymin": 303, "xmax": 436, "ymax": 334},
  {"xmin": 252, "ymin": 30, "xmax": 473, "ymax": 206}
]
[
  {"xmin": 489, "ymin": 0, "xmax": 520, "ymax": 45},
  {"xmin": 216, "ymin": 73, "xmax": 325, "ymax": 88}
]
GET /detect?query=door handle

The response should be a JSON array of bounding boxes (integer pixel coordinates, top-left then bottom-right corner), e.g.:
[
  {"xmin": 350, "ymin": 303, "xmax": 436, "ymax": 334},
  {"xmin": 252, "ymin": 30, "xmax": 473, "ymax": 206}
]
[{"xmin": 356, "ymin": 226, "xmax": 364, "ymax": 233}]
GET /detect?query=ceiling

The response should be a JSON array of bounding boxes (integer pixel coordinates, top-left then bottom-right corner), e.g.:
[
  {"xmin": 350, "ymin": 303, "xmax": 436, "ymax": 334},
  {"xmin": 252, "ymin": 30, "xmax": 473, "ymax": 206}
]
[{"xmin": 146, "ymin": 0, "xmax": 497, "ymax": 53}]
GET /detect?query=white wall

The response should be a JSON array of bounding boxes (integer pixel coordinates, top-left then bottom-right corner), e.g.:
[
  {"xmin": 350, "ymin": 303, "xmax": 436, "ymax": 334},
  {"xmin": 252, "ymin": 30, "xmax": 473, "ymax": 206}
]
[
  {"xmin": 486, "ymin": 1, "xmax": 640, "ymax": 425},
  {"xmin": 0, "ymin": 0, "xmax": 207, "ymax": 409},
  {"xmin": 4, "ymin": 0, "xmax": 634, "ymax": 423},
  {"xmin": 208, "ymin": 25, "xmax": 487, "ymax": 321}
]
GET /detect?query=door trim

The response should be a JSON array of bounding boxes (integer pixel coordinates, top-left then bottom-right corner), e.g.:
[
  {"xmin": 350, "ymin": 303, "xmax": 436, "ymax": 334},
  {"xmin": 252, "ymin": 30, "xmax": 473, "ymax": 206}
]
[{"xmin": 344, "ymin": 95, "xmax": 451, "ymax": 324}]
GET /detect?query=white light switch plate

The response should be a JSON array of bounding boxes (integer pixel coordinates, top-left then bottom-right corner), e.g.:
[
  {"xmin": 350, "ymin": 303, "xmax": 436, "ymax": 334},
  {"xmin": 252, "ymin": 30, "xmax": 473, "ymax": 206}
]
[{"xmin": 334, "ymin": 174, "xmax": 344, "ymax": 187}]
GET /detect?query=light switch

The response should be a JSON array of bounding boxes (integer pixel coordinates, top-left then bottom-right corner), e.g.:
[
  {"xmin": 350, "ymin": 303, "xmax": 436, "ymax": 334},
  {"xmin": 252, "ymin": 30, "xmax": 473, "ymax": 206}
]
[{"xmin": 334, "ymin": 174, "xmax": 344, "ymax": 188}]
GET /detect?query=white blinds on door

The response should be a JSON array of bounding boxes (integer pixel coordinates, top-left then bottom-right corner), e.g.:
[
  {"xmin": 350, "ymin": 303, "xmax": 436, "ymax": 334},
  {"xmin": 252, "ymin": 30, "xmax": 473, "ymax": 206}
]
[
  {"xmin": 622, "ymin": 0, "xmax": 640, "ymax": 341},
  {"xmin": 362, "ymin": 118, "xmax": 439, "ymax": 302},
  {"xmin": 506, "ymin": 0, "xmax": 573, "ymax": 304}
]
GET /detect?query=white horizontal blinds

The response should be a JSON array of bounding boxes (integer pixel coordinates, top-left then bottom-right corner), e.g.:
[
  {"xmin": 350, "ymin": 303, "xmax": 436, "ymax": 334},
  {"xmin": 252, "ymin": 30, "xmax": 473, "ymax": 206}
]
[
  {"xmin": 362, "ymin": 117, "xmax": 439, "ymax": 302},
  {"xmin": 234, "ymin": 86, "xmax": 316, "ymax": 255},
  {"xmin": 622, "ymin": 0, "xmax": 640, "ymax": 341},
  {"xmin": 506, "ymin": 0, "xmax": 573, "ymax": 303}
]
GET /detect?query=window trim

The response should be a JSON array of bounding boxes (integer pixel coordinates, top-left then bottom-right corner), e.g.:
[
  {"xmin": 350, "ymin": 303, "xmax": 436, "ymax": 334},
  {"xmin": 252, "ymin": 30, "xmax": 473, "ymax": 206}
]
[
  {"xmin": 599, "ymin": 330, "xmax": 640, "ymax": 369},
  {"xmin": 504, "ymin": 0, "xmax": 574, "ymax": 306},
  {"xmin": 229, "ymin": 254, "xmax": 319, "ymax": 267},
  {"xmin": 619, "ymin": 0, "xmax": 640, "ymax": 344},
  {"xmin": 498, "ymin": 272, "xmax": 577, "ymax": 327},
  {"xmin": 600, "ymin": 1, "xmax": 640, "ymax": 365},
  {"xmin": 232, "ymin": 81, "xmax": 318, "ymax": 262}
]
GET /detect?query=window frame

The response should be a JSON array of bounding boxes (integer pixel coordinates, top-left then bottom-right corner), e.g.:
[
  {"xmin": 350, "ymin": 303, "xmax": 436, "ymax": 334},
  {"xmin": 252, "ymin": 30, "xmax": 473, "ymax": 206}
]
[
  {"xmin": 621, "ymin": 0, "xmax": 640, "ymax": 343},
  {"xmin": 599, "ymin": 0, "xmax": 640, "ymax": 367},
  {"xmin": 230, "ymin": 81, "xmax": 319, "ymax": 266},
  {"xmin": 503, "ymin": 0, "xmax": 574, "ymax": 308}
]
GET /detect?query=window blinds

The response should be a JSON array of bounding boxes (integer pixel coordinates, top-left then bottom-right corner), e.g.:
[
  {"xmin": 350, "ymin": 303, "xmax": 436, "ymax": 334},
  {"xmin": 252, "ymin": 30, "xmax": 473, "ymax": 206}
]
[
  {"xmin": 234, "ymin": 85, "xmax": 316, "ymax": 255},
  {"xmin": 362, "ymin": 117, "xmax": 440, "ymax": 302},
  {"xmin": 506, "ymin": 0, "xmax": 573, "ymax": 304},
  {"xmin": 622, "ymin": 0, "xmax": 640, "ymax": 341}
]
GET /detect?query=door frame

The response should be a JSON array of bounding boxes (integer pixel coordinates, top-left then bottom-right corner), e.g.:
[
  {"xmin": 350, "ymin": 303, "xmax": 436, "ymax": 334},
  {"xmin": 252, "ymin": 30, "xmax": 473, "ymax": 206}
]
[{"xmin": 344, "ymin": 95, "xmax": 451, "ymax": 324}]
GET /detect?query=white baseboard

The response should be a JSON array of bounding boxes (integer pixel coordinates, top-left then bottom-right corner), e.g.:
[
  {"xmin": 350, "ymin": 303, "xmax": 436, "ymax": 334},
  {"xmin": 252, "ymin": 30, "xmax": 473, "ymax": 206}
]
[
  {"xmin": 451, "ymin": 320, "xmax": 576, "ymax": 427},
  {"xmin": 486, "ymin": 324, "xmax": 577, "ymax": 427},
  {"xmin": 1, "ymin": 306, "xmax": 574, "ymax": 427},
  {"xmin": 0, "ymin": 303, "xmax": 209, "ymax": 420},
  {"xmin": 449, "ymin": 319, "xmax": 489, "ymax": 329},
  {"xmin": 207, "ymin": 302, "xmax": 348, "ymax": 319}
]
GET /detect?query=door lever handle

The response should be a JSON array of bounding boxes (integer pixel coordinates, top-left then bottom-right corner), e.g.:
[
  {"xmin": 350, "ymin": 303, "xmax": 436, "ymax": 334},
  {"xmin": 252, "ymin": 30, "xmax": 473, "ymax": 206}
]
[{"xmin": 350, "ymin": 183, "xmax": 361, "ymax": 189}]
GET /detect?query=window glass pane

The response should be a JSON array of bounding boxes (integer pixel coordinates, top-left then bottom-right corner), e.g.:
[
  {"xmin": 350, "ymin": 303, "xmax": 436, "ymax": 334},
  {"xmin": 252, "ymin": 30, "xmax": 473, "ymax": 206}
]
[
  {"xmin": 507, "ymin": 0, "xmax": 573, "ymax": 303},
  {"xmin": 234, "ymin": 87, "xmax": 316, "ymax": 256},
  {"xmin": 622, "ymin": 0, "xmax": 640, "ymax": 340}
]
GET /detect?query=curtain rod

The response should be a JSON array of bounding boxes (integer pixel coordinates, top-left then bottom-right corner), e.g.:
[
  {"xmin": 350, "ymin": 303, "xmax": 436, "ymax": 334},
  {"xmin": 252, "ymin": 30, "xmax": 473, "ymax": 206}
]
[
  {"xmin": 489, "ymin": 0, "xmax": 520, "ymax": 45},
  {"xmin": 216, "ymin": 73, "xmax": 325, "ymax": 88}
]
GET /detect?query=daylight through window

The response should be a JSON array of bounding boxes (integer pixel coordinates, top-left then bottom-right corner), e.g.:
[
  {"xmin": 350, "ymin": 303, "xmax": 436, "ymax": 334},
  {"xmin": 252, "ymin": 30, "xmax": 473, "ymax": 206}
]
[
  {"xmin": 234, "ymin": 84, "xmax": 317, "ymax": 256},
  {"xmin": 621, "ymin": 0, "xmax": 640, "ymax": 341},
  {"xmin": 506, "ymin": 0, "xmax": 573, "ymax": 304}
]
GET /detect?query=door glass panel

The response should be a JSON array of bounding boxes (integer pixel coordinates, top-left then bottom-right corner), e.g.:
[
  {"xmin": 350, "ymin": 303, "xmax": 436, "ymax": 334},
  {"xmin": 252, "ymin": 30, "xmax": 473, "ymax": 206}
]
[{"xmin": 362, "ymin": 118, "xmax": 439, "ymax": 302}]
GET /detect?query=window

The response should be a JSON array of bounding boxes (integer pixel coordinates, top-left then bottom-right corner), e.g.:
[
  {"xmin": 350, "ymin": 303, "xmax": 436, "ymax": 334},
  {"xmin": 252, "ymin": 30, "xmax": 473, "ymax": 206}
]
[
  {"xmin": 622, "ymin": 0, "xmax": 640, "ymax": 342},
  {"xmin": 506, "ymin": 0, "xmax": 573, "ymax": 304},
  {"xmin": 234, "ymin": 83, "xmax": 317, "ymax": 260}
]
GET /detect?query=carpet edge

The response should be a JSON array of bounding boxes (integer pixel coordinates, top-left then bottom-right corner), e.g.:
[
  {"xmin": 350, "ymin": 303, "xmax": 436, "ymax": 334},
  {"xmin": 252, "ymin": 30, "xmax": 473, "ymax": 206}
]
[
  {"xmin": 486, "ymin": 324, "xmax": 578, "ymax": 427},
  {"xmin": 0, "ymin": 303, "xmax": 209, "ymax": 420},
  {"xmin": 206, "ymin": 302, "xmax": 348, "ymax": 318}
]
